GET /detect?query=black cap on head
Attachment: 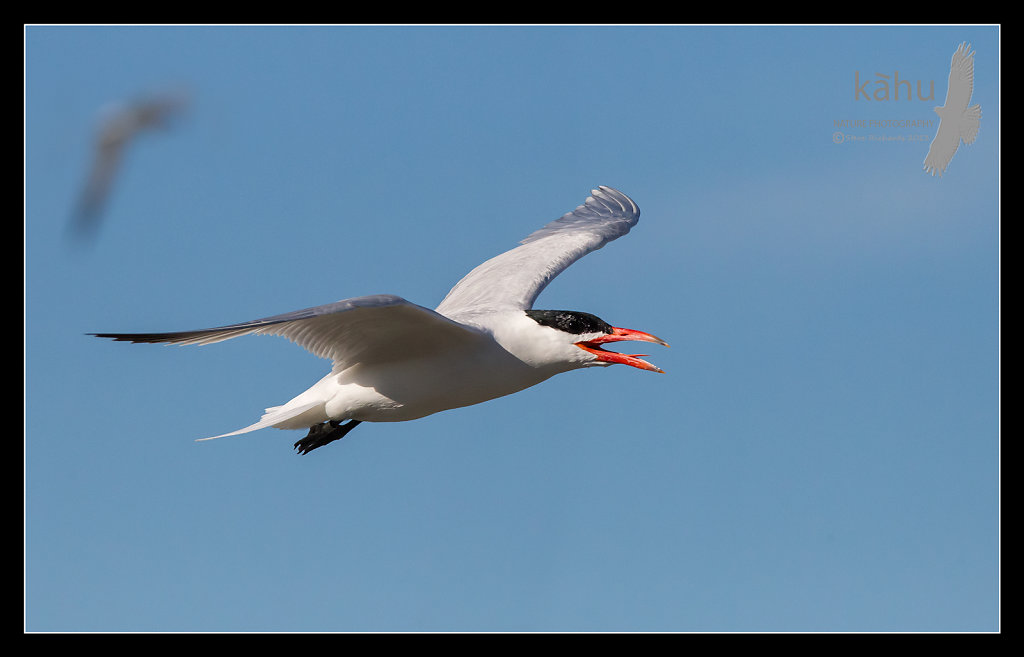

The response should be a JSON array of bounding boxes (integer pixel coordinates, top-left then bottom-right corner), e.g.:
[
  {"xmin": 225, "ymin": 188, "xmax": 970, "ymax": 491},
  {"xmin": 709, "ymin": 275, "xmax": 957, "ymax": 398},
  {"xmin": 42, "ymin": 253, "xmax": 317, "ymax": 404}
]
[{"xmin": 524, "ymin": 310, "xmax": 613, "ymax": 335}]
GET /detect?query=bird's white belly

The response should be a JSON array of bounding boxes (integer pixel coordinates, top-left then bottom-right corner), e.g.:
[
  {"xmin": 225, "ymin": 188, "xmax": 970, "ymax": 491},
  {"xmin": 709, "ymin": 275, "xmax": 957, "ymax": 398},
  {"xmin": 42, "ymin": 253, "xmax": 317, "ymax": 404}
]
[{"xmin": 278, "ymin": 347, "xmax": 567, "ymax": 427}]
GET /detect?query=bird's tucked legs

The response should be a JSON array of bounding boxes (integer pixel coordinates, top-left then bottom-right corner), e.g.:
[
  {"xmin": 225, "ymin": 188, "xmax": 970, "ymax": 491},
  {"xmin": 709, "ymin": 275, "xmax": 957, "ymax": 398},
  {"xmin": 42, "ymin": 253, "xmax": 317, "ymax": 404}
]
[{"xmin": 294, "ymin": 420, "xmax": 362, "ymax": 455}]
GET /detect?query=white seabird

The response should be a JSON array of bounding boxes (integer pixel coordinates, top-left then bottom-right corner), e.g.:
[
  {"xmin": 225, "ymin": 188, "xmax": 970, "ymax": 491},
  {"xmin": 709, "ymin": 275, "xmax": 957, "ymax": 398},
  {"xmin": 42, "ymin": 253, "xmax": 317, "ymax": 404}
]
[{"xmin": 94, "ymin": 186, "xmax": 668, "ymax": 454}]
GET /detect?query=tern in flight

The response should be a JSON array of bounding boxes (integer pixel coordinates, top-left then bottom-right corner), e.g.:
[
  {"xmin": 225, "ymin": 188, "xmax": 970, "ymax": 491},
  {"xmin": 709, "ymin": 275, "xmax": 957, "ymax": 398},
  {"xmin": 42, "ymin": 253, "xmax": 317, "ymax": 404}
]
[{"xmin": 94, "ymin": 186, "xmax": 668, "ymax": 454}]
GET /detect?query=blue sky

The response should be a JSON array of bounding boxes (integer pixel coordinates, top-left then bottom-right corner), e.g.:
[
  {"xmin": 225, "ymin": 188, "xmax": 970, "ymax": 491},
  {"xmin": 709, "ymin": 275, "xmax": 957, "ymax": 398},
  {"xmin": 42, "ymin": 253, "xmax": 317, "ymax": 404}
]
[{"xmin": 25, "ymin": 25, "xmax": 999, "ymax": 632}]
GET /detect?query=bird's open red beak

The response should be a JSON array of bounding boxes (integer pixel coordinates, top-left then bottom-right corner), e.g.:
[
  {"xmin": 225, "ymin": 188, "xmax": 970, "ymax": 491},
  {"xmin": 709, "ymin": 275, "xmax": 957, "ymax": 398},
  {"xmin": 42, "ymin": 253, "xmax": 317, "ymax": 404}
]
[{"xmin": 575, "ymin": 327, "xmax": 669, "ymax": 373}]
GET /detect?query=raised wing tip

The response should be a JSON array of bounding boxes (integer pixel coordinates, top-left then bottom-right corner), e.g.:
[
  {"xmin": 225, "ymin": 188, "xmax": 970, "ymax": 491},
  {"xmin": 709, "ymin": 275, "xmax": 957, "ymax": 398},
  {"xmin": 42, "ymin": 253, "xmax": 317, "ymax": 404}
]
[
  {"xmin": 519, "ymin": 186, "xmax": 640, "ymax": 245},
  {"xmin": 589, "ymin": 186, "xmax": 639, "ymax": 218}
]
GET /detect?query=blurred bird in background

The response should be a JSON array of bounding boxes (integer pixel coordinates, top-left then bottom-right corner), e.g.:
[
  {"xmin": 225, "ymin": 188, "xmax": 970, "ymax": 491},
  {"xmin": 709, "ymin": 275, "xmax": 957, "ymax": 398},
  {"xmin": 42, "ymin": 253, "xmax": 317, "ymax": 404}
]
[{"xmin": 69, "ymin": 86, "xmax": 190, "ymax": 241}]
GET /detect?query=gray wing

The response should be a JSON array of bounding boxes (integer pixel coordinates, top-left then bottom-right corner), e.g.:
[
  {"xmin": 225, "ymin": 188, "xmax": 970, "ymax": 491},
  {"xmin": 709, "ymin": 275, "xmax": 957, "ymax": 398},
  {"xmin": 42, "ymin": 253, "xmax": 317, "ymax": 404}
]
[
  {"xmin": 434, "ymin": 186, "xmax": 640, "ymax": 318},
  {"xmin": 93, "ymin": 294, "xmax": 489, "ymax": 370},
  {"xmin": 72, "ymin": 137, "xmax": 126, "ymax": 234}
]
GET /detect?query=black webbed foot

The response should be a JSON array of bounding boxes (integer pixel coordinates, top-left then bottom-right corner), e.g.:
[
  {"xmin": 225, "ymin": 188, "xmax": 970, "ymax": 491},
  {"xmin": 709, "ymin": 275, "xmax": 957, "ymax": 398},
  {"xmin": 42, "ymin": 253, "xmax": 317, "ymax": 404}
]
[{"xmin": 293, "ymin": 420, "xmax": 362, "ymax": 455}]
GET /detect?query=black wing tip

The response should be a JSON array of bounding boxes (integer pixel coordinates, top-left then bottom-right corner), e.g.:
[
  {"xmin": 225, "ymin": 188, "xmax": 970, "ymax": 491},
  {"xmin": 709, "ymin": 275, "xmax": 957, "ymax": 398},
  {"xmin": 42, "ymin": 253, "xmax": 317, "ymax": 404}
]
[{"xmin": 89, "ymin": 331, "xmax": 180, "ymax": 344}]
